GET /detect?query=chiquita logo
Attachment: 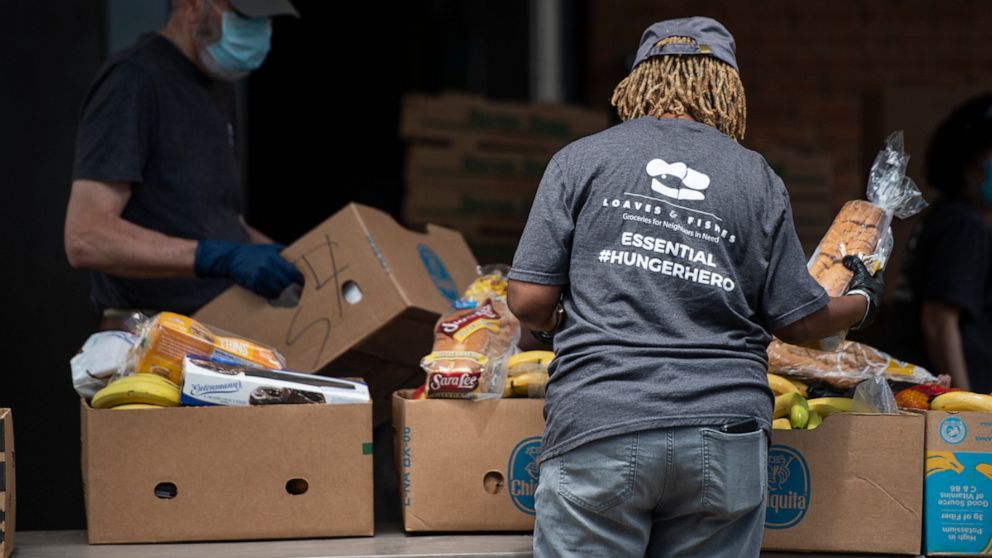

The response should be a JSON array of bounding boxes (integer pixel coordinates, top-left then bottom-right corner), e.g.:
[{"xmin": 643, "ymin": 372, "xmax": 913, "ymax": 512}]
[
  {"xmin": 765, "ymin": 445, "xmax": 810, "ymax": 529},
  {"xmin": 417, "ymin": 244, "xmax": 459, "ymax": 303},
  {"xmin": 508, "ymin": 436, "xmax": 542, "ymax": 515}
]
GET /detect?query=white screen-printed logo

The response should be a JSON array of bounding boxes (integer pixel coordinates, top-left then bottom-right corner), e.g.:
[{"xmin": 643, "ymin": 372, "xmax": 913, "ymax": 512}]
[{"xmin": 646, "ymin": 159, "xmax": 710, "ymax": 201}]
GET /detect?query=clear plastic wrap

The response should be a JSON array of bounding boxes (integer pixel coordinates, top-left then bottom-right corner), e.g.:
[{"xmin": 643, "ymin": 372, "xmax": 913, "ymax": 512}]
[
  {"xmin": 804, "ymin": 131, "xmax": 927, "ymax": 349},
  {"xmin": 123, "ymin": 312, "xmax": 286, "ymax": 385},
  {"xmin": 422, "ymin": 265, "xmax": 521, "ymax": 400},
  {"xmin": 767, "ymin": 338, "xmax": 938, "ymax": 390},
  {"xmin": 851, "ymin": 375, "xmax": 899, "ymax": 414},
  {"xmin": 70, "ymin": 331, "xmax": 137, "ymax": 399}
]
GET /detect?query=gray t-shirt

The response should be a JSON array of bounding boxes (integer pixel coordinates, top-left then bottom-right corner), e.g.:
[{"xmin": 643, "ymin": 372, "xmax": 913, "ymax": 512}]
[{"xmin": 509, "ymin": 116, "xmax": 829, "ymax": 460}]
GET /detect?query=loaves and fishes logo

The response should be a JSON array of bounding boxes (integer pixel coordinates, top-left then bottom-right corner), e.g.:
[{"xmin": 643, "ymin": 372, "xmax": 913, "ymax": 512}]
[
  {"xmin": 508, "ymin": 436, "xmax": 542, "ymax": 515},
  {"xmin": 765, "ymin": 445, "xmax": 810, "ymax": 529},
  {"xmin": 647, "ymin": 158, "xmax": 711, "ymax": 201},
  {"xmin": 417, "ymin": 244, "xmax": 459, "ymax": 303},
  {"xmin": 940, "ymin": 416, "xmax": 968, "ymax": 445}
]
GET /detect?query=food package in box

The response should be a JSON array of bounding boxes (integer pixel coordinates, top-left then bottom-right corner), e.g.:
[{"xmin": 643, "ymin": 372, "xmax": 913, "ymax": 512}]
[
  {"xmin": 767, "ymin": 338, "xmax": 938, "ymax": 390},
  {"xmin": 129, "ymin": 312, "xmax": 285, "ymax": 385}
]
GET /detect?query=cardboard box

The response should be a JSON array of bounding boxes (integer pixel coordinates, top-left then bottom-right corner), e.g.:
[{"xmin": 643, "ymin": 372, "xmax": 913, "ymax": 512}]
[
  {"xmin": 195, "ymin": 204, "xmax": 479, "ymax": 424},
  {"xmin": 81, "ymin": 400, "xmax": 373, "ymax": 543},
  {"xmin": 393, "ymin": 391, "xmax": 544, "ymax": 531},
  {"xmin": 0, "ymin": 410, "xmax": 15, "ymax": 558},
  {"xmin": 924, "ymin": 411, "xmax": 992, "ymax": 555},
  {"xmin": 762, "ymin": 412, "xmax": 924, "ymax": 554},
  {"xmin": 400, "ymin": 92, "xmax": 608, "ymax": 151}
]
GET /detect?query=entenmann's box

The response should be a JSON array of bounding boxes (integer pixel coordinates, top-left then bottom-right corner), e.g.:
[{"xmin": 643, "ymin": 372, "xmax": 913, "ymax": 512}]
[
  {"xmin": 762, "ymin": 412, "xmax": 923, "ymax": 554},
  {"xmin": 82, "ymin": 400, "xmax": 373, "ymax": 543},
  {"xmin": 392, "ymin": 391, "xmax": 544, "ymax": 531},
  {"xmin": 925, "ymin": 411, "xmax": 992, "ymax": 555}
]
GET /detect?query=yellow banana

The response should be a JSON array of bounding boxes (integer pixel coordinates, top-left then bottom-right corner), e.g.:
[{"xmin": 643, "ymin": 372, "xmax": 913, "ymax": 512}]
[
  {"xmin": 806, "ymin": 410, "xmax": 822, "ymax": 430},
  {"xmin": 977, "ymin": 463, "xmax": 992, "ymax": 482},
  {"xmin": 767, "ymin": 373, "xmax": 798, "ymax": 396},
  {"xmin": 772, "ymin": 418, "xmax": 792, "ymax": 430},
  {"xmin": 509, "ymin": 371, "xmax": 549, "ymax": 397},
  {"xmin": 931, "ymin": 391, "xmax": 992, "ymax": 412},
  {"xmin": 92, "ymin": 373, "xmax": 181, "ymax": 409},
  {"xmin": 790, "ymin": 396, "xmax": 810, "ymax": 429},
  {"xmin": 507, "ymin": 351, "xmax": 555, "ymax": 377},
  {"xmin": 503, "ymin": 377, "xmax": 515, "ymax": 398},
  {"xmin": 807, "ymin": 397, "xmax": 853, "ymax": 418},
  {"xmin": 926, "ymin": 451, "xmax": 964, "ymax": 477},
  {"xmin": 111, "ymin": 403, "xmax": 165, "ymax": 410},
  {"xmin": 788, "ymin": 378, "xmax": 809, "ymax": 397}
]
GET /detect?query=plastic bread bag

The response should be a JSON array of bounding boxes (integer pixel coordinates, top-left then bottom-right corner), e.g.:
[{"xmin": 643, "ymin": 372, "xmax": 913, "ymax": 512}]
[
  {"xmin": 70, "ymin": 331, "xmax": 137, "ymax": 399},
  {"xmin": 804, "ymin": 131, "xmax": 927, "ymax": 349},
  {"xmin": 767, "ymin": 338, "xmax": 938, "ymax": 391},
  {"xmin": 851, "ymin": 375, "xmax": 899, "ymax": 414},
  {"xmin": 422, "ymin": 265, "xmax": 521, "ymax": 400},
  {"xmin": 123, "ymin": 311, "xmax": 286, "ymax": 385}
]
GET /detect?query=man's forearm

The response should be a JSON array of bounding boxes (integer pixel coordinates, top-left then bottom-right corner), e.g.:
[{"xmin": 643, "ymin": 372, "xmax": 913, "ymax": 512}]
[
  {"xmin": 773, "ymin": 295, "xmax": 867, "ymax": 344},
  {"xmin": 66, "ymin": 215, "xmax": 197, "ymax": 278}
]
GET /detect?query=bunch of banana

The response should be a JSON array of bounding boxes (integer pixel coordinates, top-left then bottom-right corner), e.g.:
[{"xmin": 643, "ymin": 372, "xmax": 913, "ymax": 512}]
[
  {"xmin": 931, "ymin": 391, "xmax": 992, "ymax": 412},
  {"xmin": 772, "ymin": 393, "xmax": 853, "ymax": 430},
  {"xmin": 91, "ymin": 373, "xmax": 181, "ymax": 409},
  {"xmin": 503, "ymin": 351, "xmax": 554, "ymax": 398},
  {"xmin": 767, "ymin": 373, "xmax": 808, "ymax": 397}
]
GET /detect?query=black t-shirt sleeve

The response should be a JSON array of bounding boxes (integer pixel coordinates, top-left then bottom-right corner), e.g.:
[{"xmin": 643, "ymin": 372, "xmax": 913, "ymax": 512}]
[
  {"xmin": 72, "ymin": 61, "xmax": 156, "ymax": 184},
  {"xmin": 921, "ymin": 211, "xmax": 991, "ymax": 319}
]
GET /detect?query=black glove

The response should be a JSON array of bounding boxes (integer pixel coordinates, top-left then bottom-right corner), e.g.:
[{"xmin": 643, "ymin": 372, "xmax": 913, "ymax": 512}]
[
  {"xmin": 843, "ymin": 255, "xmax": 883, "ymax": 331},
  {"xmin": 195, "ymin": 241, "xmax": 304, "ymax": 299}
]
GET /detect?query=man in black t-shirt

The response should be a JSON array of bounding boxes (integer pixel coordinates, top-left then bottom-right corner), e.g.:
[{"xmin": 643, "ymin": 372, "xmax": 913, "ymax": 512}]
[
  {"xmin": 880, "ymin": 94, "xmax": 992, "ymax": 391},
  {"xmin": 65, "ymin": 0, "xmax": 301, "ymax": 323}
]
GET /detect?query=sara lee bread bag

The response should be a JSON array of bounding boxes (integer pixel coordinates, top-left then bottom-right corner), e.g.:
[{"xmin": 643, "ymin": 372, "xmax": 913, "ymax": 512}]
[{"xmin": 421, "ymin": 267, "xmax": 521, "ymax": 399}]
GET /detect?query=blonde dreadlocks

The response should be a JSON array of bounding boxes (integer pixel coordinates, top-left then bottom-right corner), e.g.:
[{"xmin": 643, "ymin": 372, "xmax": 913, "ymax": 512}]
[{"xmin": 611, "ymin": 36, "xmax": 747, "ymax": 141}]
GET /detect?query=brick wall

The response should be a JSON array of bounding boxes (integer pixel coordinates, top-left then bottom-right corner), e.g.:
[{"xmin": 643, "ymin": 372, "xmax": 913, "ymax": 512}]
[{"xmin": 586, "ymin": 0, "xmax": 992, "ymax": 206}]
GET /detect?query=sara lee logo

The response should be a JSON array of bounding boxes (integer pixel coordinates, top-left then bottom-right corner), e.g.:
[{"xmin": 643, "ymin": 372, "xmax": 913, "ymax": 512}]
[
  {"xmin": 765, "ymin": 445, "xmax": 810, "ymax": 529},
  {"xmin": 647, "ymin": 158, "xmax": 711, "ymax": 201},
  {"xmin": 940, "ymin": 417, "xmax": 968, "ymax": 445},
  {"xmin": 509, "ymin": 436, "xmax": 542, "ymax": 515},
  {"xmin": 427, "ymin": 372, "xmax": 480, "ymax": 393},
  {"xmin": 439, "ymin": 301, "xmax": 499, "ymax": 335}
]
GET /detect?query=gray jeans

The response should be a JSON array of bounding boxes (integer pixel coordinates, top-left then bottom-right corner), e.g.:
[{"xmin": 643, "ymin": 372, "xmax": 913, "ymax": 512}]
[{"xmin": 533, "ymin": 426, "xmax": 767, "ymax": 558}]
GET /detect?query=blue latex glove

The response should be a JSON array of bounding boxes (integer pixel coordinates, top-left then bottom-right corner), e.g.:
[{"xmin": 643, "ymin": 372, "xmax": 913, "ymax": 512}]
[{"xmin": 194, "ymin": 241, "xmax": 304, "ymax": 299}]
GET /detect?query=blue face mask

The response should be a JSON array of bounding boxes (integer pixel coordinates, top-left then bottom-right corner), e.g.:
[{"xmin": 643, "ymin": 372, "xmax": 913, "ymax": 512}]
[
  {"xmin": 201, "ymin": 8, "xmax": 272, "ymax": 80},
  {"xmin": 981, "ymin": 161, "xmax": 992, "ymax": 210}
]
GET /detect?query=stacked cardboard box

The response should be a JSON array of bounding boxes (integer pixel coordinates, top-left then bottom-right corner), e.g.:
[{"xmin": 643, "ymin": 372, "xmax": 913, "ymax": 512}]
[
  {"xmin": 400, "ymin": 92, "xmax": 609, "ymax": 263},
  {"xmin": 0, "ymin": 410, "xmax": 13, "ymax": 558}
]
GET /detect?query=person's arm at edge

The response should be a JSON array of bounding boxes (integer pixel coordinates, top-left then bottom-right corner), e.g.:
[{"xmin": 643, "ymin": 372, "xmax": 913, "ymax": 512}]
[
  {"xmin": 921, "ymin": 301, "xmax": 970, "ymax": 390},
  {"xmin": 773, "ymin": 295, "xmax": 867, "ymax": 345},
  {"xmin": 240, "ymin": 214, "xmax": 274, "ymax": 244},
  {"xmin": 65, "ymin": 179, "xmax": 197, "ymax": 278},
  {"xmin": 507, "ymin": 280, "xmax": 563, "ymax": 333}
]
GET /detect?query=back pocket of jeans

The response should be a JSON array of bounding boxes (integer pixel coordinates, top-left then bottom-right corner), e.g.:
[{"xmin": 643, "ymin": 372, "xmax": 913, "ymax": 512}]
[
  {"xmin": 701, "ymin": 428, "xmax": 765, "ymax": 516},
  {"xmin": 557, "ymin": 433, "xmax": 638, "ymax": 513}
]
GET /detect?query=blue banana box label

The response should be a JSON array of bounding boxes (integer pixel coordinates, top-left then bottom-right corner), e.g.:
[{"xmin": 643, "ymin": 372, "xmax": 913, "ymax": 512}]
[
  {"xmin": 508, "ymin": 436, "xmax": 541, "ymax": 515},
  {"xmin": 765, "ymin": 444, "xmax": 811, "ymax": 529}
]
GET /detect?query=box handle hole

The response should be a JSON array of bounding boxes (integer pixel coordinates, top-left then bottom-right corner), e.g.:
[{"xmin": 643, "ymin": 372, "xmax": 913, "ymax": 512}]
[
  {"xmin": 154, "ymin": 482, "xmax": 178, "ymax": 500},
  {"xmin": 342, "ymin": 281, "xmax": 363, "ymax": 304},
  {"xmin": 286, "ymin": 478, "xmax": 309, "ymax": 495},
  {"xmin": 483, "ymin": 470, "xmax": 504, "ymax": 495}
]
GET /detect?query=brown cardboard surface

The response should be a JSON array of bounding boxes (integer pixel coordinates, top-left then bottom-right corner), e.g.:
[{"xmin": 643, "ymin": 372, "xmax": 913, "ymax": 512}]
[
  {"xmin": 762, "ymin": 412, "xmax": 924, "ymax": 555},
  {"xmin": 81, "ymin": 400, "xmax": 373, "ymax": 544},
  {"xmin": 400, "ymin": 92, "xmax": 608, "ymax": 151},
  {"xmin": 194, "ymin": 204, "xmax": 479, "ymax": 424},
  {"xmin": 393, "ymin": 391, "xmax": 544, "ymax": 532},
  {"xmin": 0, "ymin": 409, "xmax": 15, "ymax": 558}
]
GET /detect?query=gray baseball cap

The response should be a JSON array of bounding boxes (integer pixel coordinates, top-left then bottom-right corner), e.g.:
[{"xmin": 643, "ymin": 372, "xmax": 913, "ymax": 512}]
[
  {"xmin": 229, "ymin": 0, "xmax": 299, "ymax": 18},
  {"xmin": 631, "ymin": 17, "xmax": 738, "ymax": 72}
]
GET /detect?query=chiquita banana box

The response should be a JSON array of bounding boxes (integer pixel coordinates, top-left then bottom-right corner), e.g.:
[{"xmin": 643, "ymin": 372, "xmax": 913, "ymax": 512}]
[{"xmin": 926, "ymin": 411, "xmax": 992, "ymax": 555}]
